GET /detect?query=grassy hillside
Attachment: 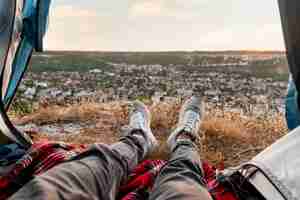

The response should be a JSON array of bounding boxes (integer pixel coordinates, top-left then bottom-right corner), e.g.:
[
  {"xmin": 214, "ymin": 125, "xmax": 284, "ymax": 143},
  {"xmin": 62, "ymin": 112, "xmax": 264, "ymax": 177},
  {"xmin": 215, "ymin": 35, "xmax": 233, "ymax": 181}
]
[
  {"xmin": 14, "ymin": 100, "xmax": 287, "ymax": 167},
  {"xmin": 12, "ymin": 51, "xmax": 289, "ymax": 167}
]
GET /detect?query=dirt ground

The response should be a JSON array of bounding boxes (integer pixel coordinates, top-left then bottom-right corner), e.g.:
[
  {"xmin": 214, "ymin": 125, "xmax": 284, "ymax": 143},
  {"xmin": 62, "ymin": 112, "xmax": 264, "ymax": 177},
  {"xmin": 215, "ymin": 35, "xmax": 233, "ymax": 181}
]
[{"xmin": 13, "ymin": 100, "xmax": 288, "ymax": 167}]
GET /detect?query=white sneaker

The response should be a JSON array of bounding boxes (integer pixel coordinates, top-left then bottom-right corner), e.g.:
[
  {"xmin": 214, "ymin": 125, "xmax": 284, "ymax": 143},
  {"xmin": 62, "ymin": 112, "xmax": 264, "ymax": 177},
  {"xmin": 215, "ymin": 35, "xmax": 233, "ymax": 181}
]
[
  {"xmin": 126, "ymin": 100, "xmax": 158, "ymax": 153},
  {"xmin": 167, "ymin": 96, "xmax": 203, "ymax": 149}
]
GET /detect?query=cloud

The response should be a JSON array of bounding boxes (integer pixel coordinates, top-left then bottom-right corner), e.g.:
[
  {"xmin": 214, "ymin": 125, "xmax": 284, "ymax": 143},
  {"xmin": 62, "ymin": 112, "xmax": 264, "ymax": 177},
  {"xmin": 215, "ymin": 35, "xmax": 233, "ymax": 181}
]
[
  {"xmin": 44, "ymin": 0, "xmax": 285, "ymax": 51},
  {"xmin": 45, "ymin": 3, "xmax": 133, "ymax": 51},
  {"xmin": 197, "ymin": 23, "xmax": 284, "ymax": 50},
  {"xmin": 51, "ymin": 5, "xmax": 98, "ymax": 19},
  {"xmin": 45, "ymin": 5, "xmax": 104, "ymax": 50},
  {"xmin": 128, "ymin": 0, "xmax": 217, "ymax": 19},
  {"xmin": 128, "ymin": 0, "xmax": 197, "ymax": 19},
  {"xmin": 130, "ymin": 1, "xmax": 164, "ymax": 17}
]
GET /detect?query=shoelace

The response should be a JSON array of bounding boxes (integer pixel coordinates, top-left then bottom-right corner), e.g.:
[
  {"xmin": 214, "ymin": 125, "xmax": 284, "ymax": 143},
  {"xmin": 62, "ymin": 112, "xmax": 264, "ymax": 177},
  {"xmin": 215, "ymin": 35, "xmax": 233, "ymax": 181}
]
[{"xmin": 183, "ymin": 110, "xmax": 199, "ymax": 132}]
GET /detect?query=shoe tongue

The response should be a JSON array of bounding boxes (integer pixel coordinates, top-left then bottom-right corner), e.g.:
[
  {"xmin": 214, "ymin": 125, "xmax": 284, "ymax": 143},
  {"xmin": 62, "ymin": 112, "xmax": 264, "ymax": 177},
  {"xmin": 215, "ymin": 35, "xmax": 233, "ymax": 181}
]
[
  {"xmin": 131, "ymin": 112, "xmax": 145, "ymax": 124},
  {"xmin": 184, "ymin": 110, "xmax": 199, "ymax": 123}
]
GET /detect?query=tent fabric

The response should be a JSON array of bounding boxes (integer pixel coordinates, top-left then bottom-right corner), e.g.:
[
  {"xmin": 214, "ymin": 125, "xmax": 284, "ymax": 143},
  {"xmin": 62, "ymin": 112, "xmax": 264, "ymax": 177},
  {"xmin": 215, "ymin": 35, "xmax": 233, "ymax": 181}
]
[
  {"xmin": 2, "ymin": 0, "xmax": 52, "ymax": 108},
  {"xmin": 278, "ymin": 0, "xmax": 300, "ymax": 94},
  {"xmin": 0, "ymin": 102, "xmax": 32, "ymax": 148},
  {"xmin": 285, "ymin": 75, "xmax": 300, "ymax": 130},
  {"xmin": 262, "ymin": 2, "xmax": 300, "ymax": 198},
  {"xmin": 0, "ymin": 0, "xmax": 16, "ymax": 74},
  {"xmin": 1, "ymin": 0, "xmax": 25, "ymax": 108},
  {"xmin": 0, "ymin": 0, "xmax": 51, "ymax": 147},
  {"xmin": 248, "ymin": 126, "xmax": 300, "ymax": 200},
  {"xmin": 279, "ymin": 0, "xmax": 300, "ymax": 130}
]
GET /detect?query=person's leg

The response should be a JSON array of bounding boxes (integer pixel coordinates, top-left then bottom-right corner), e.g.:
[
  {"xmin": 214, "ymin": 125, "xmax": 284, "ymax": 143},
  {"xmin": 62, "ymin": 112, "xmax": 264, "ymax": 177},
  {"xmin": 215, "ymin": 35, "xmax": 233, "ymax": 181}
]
[
  {"xmin": 149, "ymin": 97, "xmax": 212, "ymax": 200},
  {"xmin": 9, "ymin": 101, "xmax": 158, "ymax": 200}
]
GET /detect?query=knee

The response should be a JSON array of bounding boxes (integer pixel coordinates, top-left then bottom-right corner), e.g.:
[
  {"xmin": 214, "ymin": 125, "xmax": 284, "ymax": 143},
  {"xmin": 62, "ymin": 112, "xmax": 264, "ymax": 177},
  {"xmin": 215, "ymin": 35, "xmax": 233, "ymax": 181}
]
[{"xmin": 164, "ymin": 157, "xmax": 203, "ymax": 176}]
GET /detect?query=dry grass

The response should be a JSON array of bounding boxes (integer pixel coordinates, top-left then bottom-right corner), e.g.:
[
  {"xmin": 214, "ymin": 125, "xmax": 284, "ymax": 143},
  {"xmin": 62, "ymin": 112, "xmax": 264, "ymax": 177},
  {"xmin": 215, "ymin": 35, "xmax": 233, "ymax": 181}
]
[{"xmin": 13, "ymin": 100, "xmax": 288, "ymax": 167}]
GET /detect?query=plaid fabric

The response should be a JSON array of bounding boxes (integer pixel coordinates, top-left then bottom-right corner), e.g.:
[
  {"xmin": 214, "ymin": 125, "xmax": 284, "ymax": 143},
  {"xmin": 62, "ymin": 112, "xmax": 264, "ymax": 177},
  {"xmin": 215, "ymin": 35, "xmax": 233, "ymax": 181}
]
[
  {"xmin": 0, "ymin": 144, "xmax": 26, "ymax": 166},
  {"xmin": 0, "ymin": 141, "xmax": 87, "ymax": 200},
  {"xmin": 118, "ymin": 160, "xmax": 167, "ymax": 200},
  {"xmin": 0, "ymin": 141, "xmax": 238, "ymax": 200},
  {"xmin": 202, "ymin": 162, "xmax": 239, "ymax": 200},
  {"xmin": 118, "ymin": 160, "xmax": 238, "ymax": 200}
]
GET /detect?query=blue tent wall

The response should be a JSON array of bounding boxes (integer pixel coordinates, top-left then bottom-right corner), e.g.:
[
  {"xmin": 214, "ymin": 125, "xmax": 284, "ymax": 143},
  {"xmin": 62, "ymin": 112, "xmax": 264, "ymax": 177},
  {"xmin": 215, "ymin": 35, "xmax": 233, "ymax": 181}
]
[
  {"xmin": 0, "ymin": 0, "xmax": 51, "ymax": 148},
  {"xmin": 3, "ymin": 0, "xmax": 52, "ymax": 108},
  {"xmin": 278, "ymin": 0, "xmax": 300, "ymax": 93},
  {"xmin": 0, "ymin": 0, "xmax": 16, "ymax": 75},
  {"xmin": 278, "ymin": 0, "xmax": 300, "ymax": 129},
  {"xmin": 285, "ymin": 75, "xmax": 300, "ymax": 130}
]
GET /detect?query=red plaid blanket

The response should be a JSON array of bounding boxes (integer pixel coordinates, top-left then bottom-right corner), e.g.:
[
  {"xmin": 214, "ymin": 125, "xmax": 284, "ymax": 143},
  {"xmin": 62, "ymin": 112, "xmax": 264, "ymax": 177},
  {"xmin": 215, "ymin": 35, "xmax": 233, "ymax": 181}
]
[
  {"xmin": 0, "ymin": 142, "xmax": 238, "ymax": 200},
  {"xmin": 118, "ymin": 160, "xmax": 238, "ymax": 200},
  {"xmin": 0, "ymin": 142, "xmax": 87, "ymax": 199}
]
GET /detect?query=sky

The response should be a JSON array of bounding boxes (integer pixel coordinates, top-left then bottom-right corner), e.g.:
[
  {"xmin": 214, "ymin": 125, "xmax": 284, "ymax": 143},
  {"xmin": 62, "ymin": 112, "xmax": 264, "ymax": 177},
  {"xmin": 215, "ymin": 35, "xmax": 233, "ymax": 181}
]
[{"xmin": 44, "ymin": 0, "xmax": 286, "ymax": 51}]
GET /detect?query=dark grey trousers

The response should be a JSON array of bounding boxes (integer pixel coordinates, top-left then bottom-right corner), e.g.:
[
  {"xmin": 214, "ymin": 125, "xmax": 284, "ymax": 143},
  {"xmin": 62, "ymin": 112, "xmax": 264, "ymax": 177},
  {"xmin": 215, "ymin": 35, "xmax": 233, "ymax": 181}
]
[{"xmin": 9, "ymin": 135, "xmax": 212, "ymax": 200}]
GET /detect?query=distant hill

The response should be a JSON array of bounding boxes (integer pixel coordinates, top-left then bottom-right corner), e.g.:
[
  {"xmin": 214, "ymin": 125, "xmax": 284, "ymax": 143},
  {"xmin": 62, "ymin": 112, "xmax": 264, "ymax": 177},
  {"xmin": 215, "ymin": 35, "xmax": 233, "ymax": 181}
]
[
  {"xmin": 29, "ymin": 51, "xmax": 287, "ymax": 72},
  {"xmin": 29, "ymin": 53, "xmax": 111, "ymax": 72}
]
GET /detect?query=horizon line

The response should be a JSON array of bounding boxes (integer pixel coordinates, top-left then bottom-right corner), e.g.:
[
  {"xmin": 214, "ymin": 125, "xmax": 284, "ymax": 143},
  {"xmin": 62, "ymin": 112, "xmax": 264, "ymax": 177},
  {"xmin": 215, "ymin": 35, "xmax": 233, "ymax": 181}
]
[{"xmin": 42, "ymin": 49, "xmax": 286, "ymax": 53}]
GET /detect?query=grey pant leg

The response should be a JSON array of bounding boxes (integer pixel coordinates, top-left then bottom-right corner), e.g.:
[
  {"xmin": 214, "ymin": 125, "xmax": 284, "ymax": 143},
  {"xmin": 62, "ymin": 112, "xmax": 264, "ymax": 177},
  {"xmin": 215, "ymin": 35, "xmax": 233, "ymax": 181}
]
[
  {"xmin": 149, "ymin": 140, "xmax": 213, "ymax": 200},
  {"xmin": 9, "ymin": 134, "xmax": 148, "ymax": 200}
]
